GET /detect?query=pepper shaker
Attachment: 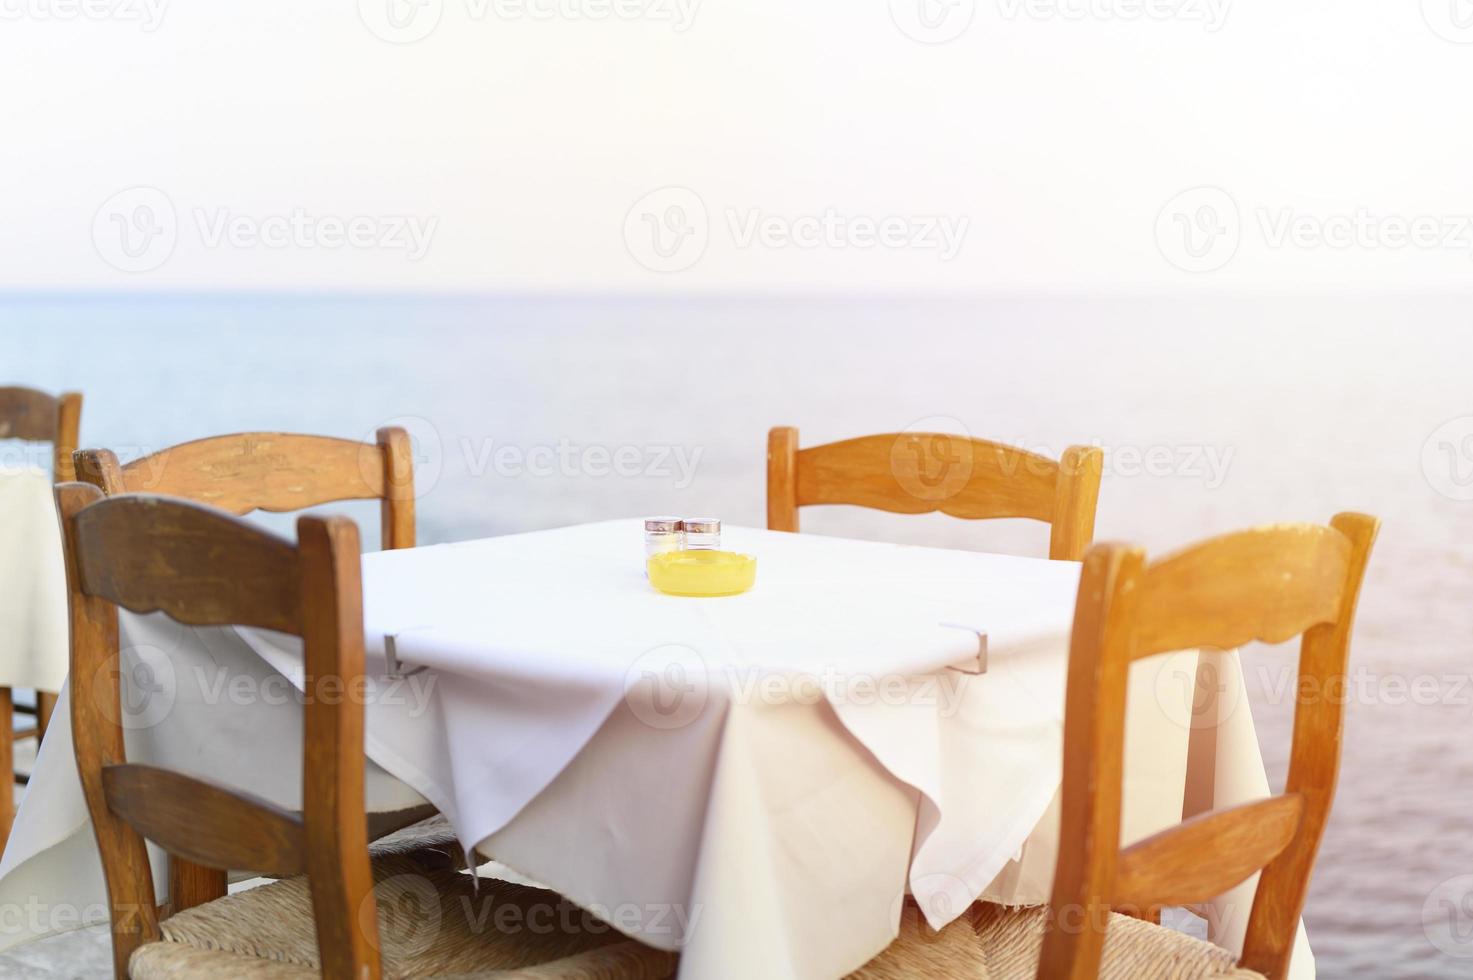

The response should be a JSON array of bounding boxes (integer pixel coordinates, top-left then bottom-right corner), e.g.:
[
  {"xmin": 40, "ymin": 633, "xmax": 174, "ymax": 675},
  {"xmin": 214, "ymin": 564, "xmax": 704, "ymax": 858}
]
[{"xmin": 682, "ymin": 517, "xmax": 721, "ymax": 551}]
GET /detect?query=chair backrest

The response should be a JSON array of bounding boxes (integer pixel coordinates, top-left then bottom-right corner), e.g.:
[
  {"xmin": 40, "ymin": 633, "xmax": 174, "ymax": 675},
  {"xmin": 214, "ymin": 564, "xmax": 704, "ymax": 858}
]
[
  {"xmin": 0, "ymin": 386, "xmax": 82, "ymax": 481},
  {"xmin": 1041, "ymin": 513, "xmax": 1379, "ymax": 980},
  {"xmin": 55, "ymin": 483, "xmax": 382, "ymax": 980},
  {"xmin": 766, "ymin": 426, "xmax": 1104, "ymax": 560},
  {"xmin": 74, "ymin": 427, "xmax": 416, "ymax": 549}
]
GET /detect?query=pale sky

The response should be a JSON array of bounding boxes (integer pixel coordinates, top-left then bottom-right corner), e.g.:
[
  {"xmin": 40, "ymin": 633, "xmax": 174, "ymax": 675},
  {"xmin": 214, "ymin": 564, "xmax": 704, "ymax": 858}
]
[{"xmin": 3, "ymin": 0, "xmax": 1472, "ymax": 291}]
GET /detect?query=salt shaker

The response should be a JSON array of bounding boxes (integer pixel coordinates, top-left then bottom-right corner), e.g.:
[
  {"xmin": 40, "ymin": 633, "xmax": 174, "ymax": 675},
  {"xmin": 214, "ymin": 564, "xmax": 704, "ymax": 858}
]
[
  {"xmin": 682, "ymin": 517, "xmax": 721, "ymax": 551},
  {"xmin": 644, "ymin": 517, "xmax": 684, "ymax": 561}
]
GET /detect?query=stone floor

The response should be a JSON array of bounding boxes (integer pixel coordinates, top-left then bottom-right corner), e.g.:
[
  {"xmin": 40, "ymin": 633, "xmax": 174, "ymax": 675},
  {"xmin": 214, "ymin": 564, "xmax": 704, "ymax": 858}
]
[
  {"xmin": 0, "ymin": 924, "xmax": 114, "ymax": 979},
  {"xmin": 0, "ymin": 731, "xmax": 115, "ymax": 979}
]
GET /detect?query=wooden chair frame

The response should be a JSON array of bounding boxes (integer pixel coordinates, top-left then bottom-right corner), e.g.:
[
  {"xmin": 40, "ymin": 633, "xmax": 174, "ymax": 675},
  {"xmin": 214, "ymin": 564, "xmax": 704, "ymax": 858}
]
[
  {"xmin": 71, "ymin": 428, "xmax": 419, "ymax": 915},
  {"xmin": 56, "ymin": 484, "xmax": 383, "ymax": 980},
  {"xmin": 1041, "ymin": 513, "xmax": 1379, "ymax": 980},
  {"xmin": 766, "ymin": 426, "xmax": 1103, "ymax": 561},
  {"xmin": 0, "ymin": 386, "xmax": 81, "ymax": 842},
  {"xmin": 74, "ymin": 427, "xmax": 416, "ymax": 551}
]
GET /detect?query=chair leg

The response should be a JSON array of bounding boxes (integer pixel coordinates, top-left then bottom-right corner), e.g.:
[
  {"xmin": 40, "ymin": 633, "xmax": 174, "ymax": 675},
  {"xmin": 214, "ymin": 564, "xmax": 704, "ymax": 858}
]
[
  {"xmin": 36, "ymin": 692, "xmax": 56, "ymax": 742},
  {"xmin": 167, "ymin": 856, "xmax": 227, "ymax": 917},
  {"xmin": 0, "ymin": 688, "xmax": 14, "ymax": 847}
]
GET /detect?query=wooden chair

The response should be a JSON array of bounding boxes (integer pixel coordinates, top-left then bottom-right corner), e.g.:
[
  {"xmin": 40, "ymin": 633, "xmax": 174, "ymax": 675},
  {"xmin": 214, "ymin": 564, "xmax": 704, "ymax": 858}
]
[
  {"xmin": 0, "ymin": 386, "xmax": 81, "ymax": 841},
  {"xmin": 55, "ymin": 484, "xmax": 677, "ymax": 980},
  {"xmin": 847, "ymin": 513, "xmax": 1379, "ymax": 980},
  {"xmin": 75, "ymin": 428, "xmax": 416, "ymax": 550},
  {"xmin": 0, "ymin": 386, "xmax": 82, "ymax": 480},
  {"xmin": 766, "ymin": 426, "xmax": 1104, "ymax": 561},
  {"xmin": 73, "ymin": 428, "xmax": 422, "ymax": 914}
]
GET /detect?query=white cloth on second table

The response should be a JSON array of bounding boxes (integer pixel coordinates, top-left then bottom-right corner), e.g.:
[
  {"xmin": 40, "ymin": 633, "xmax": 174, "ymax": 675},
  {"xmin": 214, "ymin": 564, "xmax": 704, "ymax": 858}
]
[
  {"xmin": 0, "ymin": 466, "xmax": 68, "ymax": 692},
  {"xmin": 0, "ymin": 519, "xmax": 1313, "ymax": 980},
  {"xmin": 0, "ymin": 610, "xmax": 432, "ymax": 924}
]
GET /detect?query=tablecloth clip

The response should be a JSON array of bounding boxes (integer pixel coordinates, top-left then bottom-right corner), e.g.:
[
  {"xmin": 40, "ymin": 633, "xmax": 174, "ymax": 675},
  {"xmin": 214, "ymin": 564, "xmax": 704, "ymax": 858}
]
[
  {"xmin": 383, "ymin": 633, "xmax": 428, "ymax": 679},
  {"xmin": 944, "ymin": 630, "xmax": 988, "ymax": 676}
]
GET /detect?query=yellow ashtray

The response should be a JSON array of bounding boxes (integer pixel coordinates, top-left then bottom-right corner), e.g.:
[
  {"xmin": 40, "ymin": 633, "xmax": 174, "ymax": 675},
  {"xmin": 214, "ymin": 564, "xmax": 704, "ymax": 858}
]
[{"xmin": 647, "ymin": 550, "xmax": 757, "ymax": 597}]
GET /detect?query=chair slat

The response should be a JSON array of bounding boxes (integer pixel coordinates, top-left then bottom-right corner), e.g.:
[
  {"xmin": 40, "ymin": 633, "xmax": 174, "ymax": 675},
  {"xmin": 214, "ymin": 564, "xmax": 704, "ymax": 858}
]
[
  {"xmin": 112, "ymin": 433, "xmax": 387, "ymax": 515},
  {"xmin": 796, "ymin": 432, "xmax": 1059, "ymax": 521},
  {"xmin": 102, "ymin": 764, "xmax": 307, "ymax": 877},
  {"xmin": 770, "ymin": 426, "xmax": 1102, "ymax": 560},
  {"xmin": 72, "ymin": 495, "xmax": 302, "ymax": 634},
  {"xmin": 0, "ymin": 385, "xmax": 60, "ymax": 441},
  {"xmin": 1114, "ymin": 795, "xmax": 1303, "ymax": 911},
  {"xmin": 1134, "ymin": 524, "xmax": 1351, "ymax": 660}
]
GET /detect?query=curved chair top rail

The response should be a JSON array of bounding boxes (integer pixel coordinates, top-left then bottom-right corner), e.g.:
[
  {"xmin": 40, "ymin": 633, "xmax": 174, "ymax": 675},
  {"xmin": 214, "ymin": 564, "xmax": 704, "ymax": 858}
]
[
  {"xmin": 69, "ymin": 491, "xmax": 304, "ymax": 634},
  {"xmin": 75, "ymin": 427, "xmax": 416, "ymax": 549},
  {"xmin": 767, "ymin": 426, "xmax": 1104, "ymax": 561},
  {"xmin": 1133, "ymin": 521, "xmax": 1356, "ymax": 659}
]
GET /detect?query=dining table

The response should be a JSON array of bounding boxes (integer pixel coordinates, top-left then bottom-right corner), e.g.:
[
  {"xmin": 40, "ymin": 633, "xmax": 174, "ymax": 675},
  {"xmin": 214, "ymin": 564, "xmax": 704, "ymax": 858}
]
[{"xmin": 0, "ymin": 518, "xmax": 1314, "ymax": 979}]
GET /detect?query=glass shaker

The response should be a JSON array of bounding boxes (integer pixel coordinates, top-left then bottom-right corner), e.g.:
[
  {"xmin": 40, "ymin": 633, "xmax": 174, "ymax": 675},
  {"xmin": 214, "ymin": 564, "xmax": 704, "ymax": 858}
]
[
  {"xmin": 683, "ymin": 518, "xmax": 721, "ymax": 551},
  {"xmin": 644, "ymin": 517, "xmax": 685, "ymax": 562}
]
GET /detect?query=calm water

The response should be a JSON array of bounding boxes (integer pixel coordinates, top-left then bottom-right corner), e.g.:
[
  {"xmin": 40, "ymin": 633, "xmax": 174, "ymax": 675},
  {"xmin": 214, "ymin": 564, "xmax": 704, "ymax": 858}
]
[{"xmin": 4, "ymin": 294, "xmax": 1470, "ymax": 977}]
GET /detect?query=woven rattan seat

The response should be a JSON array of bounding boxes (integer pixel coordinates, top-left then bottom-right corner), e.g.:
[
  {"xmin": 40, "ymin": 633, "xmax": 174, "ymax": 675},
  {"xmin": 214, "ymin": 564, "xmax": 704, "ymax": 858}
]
[
  {"xmin": 130, "ymin": 823, "xmax": 675, "ymax": 979},
  {"xmin": 845, "ymin": 901, "xmax": 1266, "ymax": 980}
]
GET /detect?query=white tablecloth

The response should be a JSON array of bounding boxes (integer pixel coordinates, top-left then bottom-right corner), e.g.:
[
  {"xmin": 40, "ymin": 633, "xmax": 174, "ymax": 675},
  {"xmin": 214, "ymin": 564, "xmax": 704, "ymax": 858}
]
[
  {"xmin": 0, "ymin": 520, "xmax": 1312, "ymax": 979},
  {"xmin": 0, "ymin": 467, "xmax": 68, "ymax": 693}
]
